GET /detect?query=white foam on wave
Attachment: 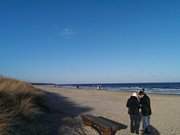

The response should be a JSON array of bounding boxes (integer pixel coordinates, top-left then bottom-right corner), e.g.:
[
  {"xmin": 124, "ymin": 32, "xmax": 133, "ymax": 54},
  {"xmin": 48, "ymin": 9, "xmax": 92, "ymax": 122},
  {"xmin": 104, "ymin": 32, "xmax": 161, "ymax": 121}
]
[{"xmin": 105, "ymin": 87, "xmax": 180, "ymax": 95}]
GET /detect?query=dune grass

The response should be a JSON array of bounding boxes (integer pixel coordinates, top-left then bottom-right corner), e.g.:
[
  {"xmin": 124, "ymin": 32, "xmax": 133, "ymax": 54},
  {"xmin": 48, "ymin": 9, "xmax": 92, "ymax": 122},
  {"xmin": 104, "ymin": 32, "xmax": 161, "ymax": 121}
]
[
  {"xmin": 0, "ymin": 77, "xmax": 50, "ymax": 135},
  {"xmin": 0, "ymin": 77, "xmax": 88, "ymax": 135}
]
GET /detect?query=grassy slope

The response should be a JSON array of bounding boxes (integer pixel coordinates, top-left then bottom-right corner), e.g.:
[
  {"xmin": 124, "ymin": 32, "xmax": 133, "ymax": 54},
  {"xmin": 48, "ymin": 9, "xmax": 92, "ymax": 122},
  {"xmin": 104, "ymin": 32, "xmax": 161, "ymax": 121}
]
[
  {"xmin": 0, "ymin": 77, "xmax": 85, "ymax": 135},
  {"xmin": 0, "ymin": 77, "xmax": 51, "ymax": 135}
]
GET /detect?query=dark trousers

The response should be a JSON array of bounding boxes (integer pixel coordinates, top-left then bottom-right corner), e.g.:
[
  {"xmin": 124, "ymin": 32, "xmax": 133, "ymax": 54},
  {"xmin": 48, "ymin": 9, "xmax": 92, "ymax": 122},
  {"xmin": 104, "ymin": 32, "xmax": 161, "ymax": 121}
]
[{"xmin": 129, "ymin": 114, "xmax": 140, "ymax": 133}]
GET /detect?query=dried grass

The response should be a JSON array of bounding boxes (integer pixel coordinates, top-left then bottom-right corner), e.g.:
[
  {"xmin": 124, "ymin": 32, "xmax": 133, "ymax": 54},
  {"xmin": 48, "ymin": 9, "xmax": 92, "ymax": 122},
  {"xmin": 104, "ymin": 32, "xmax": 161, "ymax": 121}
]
[{"xmin": 0, "ymin": 77, "xmax": 49, "ymax": 135}]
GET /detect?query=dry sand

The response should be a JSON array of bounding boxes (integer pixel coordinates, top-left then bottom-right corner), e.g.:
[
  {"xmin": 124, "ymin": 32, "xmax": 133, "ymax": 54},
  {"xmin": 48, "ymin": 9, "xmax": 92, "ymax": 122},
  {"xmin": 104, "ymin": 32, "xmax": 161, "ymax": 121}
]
[{"xmin": 36, "ymin": 86, "xmax": 180, "ymax": 135}]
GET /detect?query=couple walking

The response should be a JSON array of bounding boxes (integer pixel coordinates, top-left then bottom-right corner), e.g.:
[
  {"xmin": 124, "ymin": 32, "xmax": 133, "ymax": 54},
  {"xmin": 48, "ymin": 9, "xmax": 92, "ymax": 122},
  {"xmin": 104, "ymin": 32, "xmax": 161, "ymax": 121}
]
[{"xmin": 126, "ymin": 90, "xmax": 152, "ymax": 134}]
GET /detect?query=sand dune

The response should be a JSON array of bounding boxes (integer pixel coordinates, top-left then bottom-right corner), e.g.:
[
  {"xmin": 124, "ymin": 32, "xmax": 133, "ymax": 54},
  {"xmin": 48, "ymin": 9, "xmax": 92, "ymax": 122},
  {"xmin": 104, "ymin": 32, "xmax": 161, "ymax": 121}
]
[{"xmin": 0, "ymin": 77, "xmax": 85, "ymax": 135}]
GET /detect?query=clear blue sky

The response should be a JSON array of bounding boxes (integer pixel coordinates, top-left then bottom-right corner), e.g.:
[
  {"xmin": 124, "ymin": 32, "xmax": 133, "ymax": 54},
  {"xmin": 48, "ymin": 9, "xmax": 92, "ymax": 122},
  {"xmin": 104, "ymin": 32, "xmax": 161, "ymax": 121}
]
[{"xmin": 0, "ymin": 0, "xmax": 180, "ymax": 83}]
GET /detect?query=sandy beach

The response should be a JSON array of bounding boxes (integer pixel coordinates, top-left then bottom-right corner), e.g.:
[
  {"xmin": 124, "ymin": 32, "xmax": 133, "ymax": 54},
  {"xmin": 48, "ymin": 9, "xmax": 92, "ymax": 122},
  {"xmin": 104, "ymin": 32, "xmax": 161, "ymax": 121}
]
[{"xmin": 35, "ymin": 85, "xmax": 180, "ymax": 135}]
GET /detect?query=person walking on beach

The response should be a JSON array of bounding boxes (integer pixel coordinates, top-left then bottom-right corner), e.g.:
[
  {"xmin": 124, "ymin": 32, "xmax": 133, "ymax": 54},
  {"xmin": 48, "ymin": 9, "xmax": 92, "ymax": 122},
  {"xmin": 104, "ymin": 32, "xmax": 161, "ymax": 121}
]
[
  {"xmin": 126, "ymin": 92, "xmax": 140, "ymax": 134},
  {"xmin": 139, "ymin": 90, "xmax": 152, "ymax": 134}
]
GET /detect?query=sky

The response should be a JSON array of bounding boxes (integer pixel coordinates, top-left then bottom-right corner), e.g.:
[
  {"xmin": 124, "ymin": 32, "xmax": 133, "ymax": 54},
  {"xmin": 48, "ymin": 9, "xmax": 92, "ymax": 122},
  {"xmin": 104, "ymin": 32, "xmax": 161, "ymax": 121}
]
[{"xmin": 0, "ymin": 0, "xmax": 180, "ymax": 83}]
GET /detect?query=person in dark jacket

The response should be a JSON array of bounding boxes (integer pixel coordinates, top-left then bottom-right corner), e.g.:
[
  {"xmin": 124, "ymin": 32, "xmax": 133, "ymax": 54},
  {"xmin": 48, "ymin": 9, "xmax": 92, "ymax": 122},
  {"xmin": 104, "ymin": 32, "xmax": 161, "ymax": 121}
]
[
  {"xmin": 139, "ymin": 90, "xmax": 152, "ymax": 134},
  {"xmin": 126, "ymin": 92, "xmax": 140, "ymax": 134}
]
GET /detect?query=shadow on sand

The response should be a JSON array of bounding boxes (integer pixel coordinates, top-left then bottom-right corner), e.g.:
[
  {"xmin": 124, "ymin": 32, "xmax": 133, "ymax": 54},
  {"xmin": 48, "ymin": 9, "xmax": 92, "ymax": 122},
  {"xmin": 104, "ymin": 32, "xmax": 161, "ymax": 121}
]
[
  {"xmin": 142, "ymin": 125, "xmax": 160, "ymax": 135},
  {"xmin": 44, "ymin": 91, "xmax": 92, "ymax": 117},
  {"xmin": 148, "ymin": 125, "xmax": 160, "ymax": 135},
  {"xmin": 40, "ymin": 91, "xmax": 93, "ymax": 135}
]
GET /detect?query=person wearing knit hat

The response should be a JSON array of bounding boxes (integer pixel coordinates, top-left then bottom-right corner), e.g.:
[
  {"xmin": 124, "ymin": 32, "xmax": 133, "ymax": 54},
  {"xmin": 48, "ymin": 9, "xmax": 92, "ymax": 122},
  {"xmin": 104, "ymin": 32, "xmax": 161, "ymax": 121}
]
[{"xmin": 126, "ymin": 92, "xmax": 140, "ymax": 134}]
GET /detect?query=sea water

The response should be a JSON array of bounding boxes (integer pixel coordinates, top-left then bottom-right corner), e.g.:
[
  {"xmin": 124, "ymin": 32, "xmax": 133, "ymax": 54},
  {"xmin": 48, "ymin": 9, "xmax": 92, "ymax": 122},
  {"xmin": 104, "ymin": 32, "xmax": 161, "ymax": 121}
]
[{"xmin": 59, "ymin": 82, "xmax": 180, "ymax": 95}]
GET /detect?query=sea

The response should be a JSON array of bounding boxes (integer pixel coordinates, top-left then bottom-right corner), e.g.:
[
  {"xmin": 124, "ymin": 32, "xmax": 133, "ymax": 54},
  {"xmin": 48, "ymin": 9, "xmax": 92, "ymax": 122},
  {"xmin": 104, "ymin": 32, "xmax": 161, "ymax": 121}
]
[{"xmin": 57, "ymin": 82, "xmax": 180, "ymax": 95}]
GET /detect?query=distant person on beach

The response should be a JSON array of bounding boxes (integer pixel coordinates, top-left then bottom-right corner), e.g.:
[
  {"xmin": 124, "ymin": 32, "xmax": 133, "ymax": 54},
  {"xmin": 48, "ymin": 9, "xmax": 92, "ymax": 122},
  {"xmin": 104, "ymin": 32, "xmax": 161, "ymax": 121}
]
[
  {"xmin": 139, "ymin": 90, "xmax": 152, "ymax": 134},
  {"xmin": 96, "ymin": 85, "xmax": 102, "ymax": 90},
  {"xmin": 126, "ymin": 92, "xmax": 140, "ymax": 134}
]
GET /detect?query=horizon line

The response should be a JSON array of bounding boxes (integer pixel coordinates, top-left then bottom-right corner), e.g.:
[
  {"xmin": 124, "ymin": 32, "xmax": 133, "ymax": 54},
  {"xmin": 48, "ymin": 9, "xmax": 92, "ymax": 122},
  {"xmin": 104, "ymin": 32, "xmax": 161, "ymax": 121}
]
[{"xmin": 31, "ymin": 81, "xmax": 180, "ymax": 85}]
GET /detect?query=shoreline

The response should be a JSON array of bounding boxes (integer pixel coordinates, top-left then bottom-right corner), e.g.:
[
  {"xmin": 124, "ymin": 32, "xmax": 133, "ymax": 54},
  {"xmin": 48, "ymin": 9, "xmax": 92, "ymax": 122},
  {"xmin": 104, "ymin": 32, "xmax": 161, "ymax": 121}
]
[{"xmin": 35, "ymin": 85, "xmax": 180, "ymax": 96}]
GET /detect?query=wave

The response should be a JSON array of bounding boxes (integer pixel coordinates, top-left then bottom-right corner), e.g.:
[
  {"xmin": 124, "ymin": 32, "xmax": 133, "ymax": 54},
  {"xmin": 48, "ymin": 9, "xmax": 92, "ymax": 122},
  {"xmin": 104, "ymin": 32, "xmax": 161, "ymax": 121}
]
[
  {"xmin": 56, "ymin": 82, "xmax": 180, "ymax": 95},
  {"xmin": 104, "ymin": 87, "xmax": 180, "ymax": 95}
]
